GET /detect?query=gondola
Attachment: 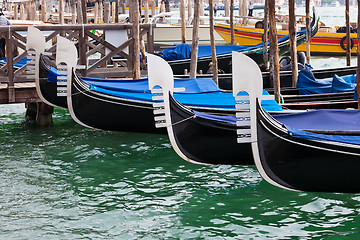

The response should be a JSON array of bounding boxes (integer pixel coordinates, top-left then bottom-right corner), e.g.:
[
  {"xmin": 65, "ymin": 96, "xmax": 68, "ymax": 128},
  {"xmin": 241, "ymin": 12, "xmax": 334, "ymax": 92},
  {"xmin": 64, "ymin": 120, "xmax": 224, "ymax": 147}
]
[
  {"xmin": 233, "ymin": 52, "xmax": 360, "ymax": 193},
  {"xmin": 27, "ymin": 25, "xmax": 355, "ymax": 112},
  {"xmin": 160, "ymin": 8, "xmax": 319, "ymax": 75},
  {"xmin": 57, "ymin": 37, "xmax": 282, "ymax": 133}
]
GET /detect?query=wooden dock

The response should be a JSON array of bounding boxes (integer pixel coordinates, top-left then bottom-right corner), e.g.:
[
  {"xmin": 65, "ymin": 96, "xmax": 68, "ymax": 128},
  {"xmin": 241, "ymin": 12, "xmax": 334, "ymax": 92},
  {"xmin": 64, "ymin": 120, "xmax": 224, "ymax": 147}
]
[{"xmin": 0, "ymin": 23, "xmax": 154, "ymax": 105}]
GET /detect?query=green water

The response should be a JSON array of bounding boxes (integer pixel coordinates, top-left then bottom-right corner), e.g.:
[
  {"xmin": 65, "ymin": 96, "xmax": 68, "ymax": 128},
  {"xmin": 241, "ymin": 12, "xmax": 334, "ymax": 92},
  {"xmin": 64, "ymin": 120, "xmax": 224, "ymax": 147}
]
[{"xmin": 1, "ymin": 97, "xmax": 360, "ymax": 239}]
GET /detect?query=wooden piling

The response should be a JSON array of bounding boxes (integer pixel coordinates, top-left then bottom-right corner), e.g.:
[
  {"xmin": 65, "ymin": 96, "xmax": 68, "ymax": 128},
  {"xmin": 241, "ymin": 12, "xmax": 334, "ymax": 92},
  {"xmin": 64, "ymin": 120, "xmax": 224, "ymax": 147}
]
[
  {"xmin": 289, "ymin": 0, "xmax": 298, "ymax": 87},
  {"xmin": 144, "ymin": 0, "xmax": 149, "ymax": 23},
  {"xmin": 209, "ymin": 0, "xmax": 218, "ymax": 85},
  {"xmin": 14, "ymin": 4, "xmax": 18, "ymax": 20},
  {"xmin": 346, "ymin": 0, "xmax": 351, "ymax": 66},
  {"xmin": 99, "ymin": 2, "xmax": 103, "ymax": 23},
  {"xmin": 180, "ymin": 0, "xmax": 186, "ymax": 43},
  {"xmin": 59, "ymin": 0, "xmax": 65, "ymax": 24},
  {"xmin": 262, "ymin": 0, "xmax": 268, "ymax": 68},
  {"xmin": 71, "ymin": 4, "xmax": 76, "ymax": 24},
  {"xmin": 268, "ymin": 0, "xmax": 280, "ymax": 103},
  {"xmin": 41, "ymin": 0, "xmax": 46, "ymax": 22},
  {"xmin": 187, "ymin": 0, "xmax": 192, "ymax": 21},
  {"xmin": 94, "ymin": 2, "xmax": 99, "ymax": 23},
  {"xmin": 131, "ymin": 0, "xmax": 141, "ymax": 79},
  {"xmin": 199, "ymin": 0, "xmax": 204, "ymax": 25},
  {"xmin": 115, "ymin": 0, "xmax": 119, "ymax": 23},
  {"xmin": 190, "ymin": 0, "xmax": 200, "ymax": 78},
  {"xmin": 230, "ymin": 0, "xmax": 234, "ymax": 44},
  {"xmin": 224, "ymin": 0, "xmax": 229, "ymax": 17},
  {"xmin": 357, "ymin": 0, "xmax": 360, "ymax": 108},
  {"xmin": 305, "ymin": 0, "xmax": 311, "ymax": 64},
  {"xmin": 160, "ymin": 1, "xmax": 165, "ymax": 13},
  {"xmin": 81, "ymin": 0, "xmax": 87, "ymax": 23},
  {"xmin": 151, "ymin": 0, "xmax": 156, "ymax": 17},
  {"xmin": 104, "ymin": 2, "xmax": 110, "ymax": 23},
  {"xmin": 20, "ymin": 4, "xmax": 25, "ymax": 20}
]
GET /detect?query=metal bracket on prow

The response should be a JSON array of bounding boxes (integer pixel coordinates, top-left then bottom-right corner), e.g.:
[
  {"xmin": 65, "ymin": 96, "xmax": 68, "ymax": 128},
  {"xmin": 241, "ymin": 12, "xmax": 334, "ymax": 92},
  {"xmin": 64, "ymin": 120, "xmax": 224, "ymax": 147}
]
[
  {"xmin": 26, "ymin": 26, "xmax": 46, "ymax": 82},
  {"xmin": 232, "ymin": 51, "xmax": 275, "ymax": 143},
  {"xmin": 151, "ymin": 87, "xmax": 185, "ymax": 128},
  {"xmin": 55, "ymin": 36, "xmax": 85, "ymax": 97}
]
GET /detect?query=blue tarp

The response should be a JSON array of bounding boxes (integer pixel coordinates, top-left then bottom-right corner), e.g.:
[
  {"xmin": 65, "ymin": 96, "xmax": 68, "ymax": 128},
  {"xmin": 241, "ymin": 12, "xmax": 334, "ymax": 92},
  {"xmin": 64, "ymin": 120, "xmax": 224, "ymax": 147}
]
[
  {"xmin": 194, "ymin": 108, "xmax": 360, "ymax": 145},
  {"xmin": 0, "ymin": 57, "xmax": 28, "ymax": 68},
  {"xmin": 158, "ymin": 28, "xmax": 304, "ymax": 61},
  {"xmin": 296, "ymin": 67, "xmax": 357, "ymax": 95},
  {"xmin": 91, "ymin": 84, "xmax": 283, "ymax": 112},
  {"xmin": 275, "ymin": 109, "xmax": 360, "ymax": 145}
]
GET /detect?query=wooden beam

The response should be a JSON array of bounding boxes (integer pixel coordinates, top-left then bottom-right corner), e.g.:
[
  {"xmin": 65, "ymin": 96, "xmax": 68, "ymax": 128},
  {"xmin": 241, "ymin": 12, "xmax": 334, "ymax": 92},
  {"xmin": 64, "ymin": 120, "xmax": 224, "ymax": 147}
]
[
  {"xmin": 190, "ymin": 0, "xmax": 199, "ymax": 78},
  {"xmin": 346, "ymin": 0, "xmax": 351, "ymax": 66},
  {"xmin": 209, "ymin": 0, "xmax": 218, "ymax": 85},
  {"xmin": 268, "ymin": 0, "xmax": 280, "ymax": 103},
  {"xmin": 289, "ymin": 0, "xmax": 298, "ymax": 87}
]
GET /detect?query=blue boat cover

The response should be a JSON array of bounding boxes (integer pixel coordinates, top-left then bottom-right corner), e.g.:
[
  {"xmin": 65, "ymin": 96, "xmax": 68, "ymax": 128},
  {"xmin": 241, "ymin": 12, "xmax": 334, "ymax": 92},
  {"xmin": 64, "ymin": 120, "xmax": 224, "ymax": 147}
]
[
  {"xmin": 274, "ymin": 109, "xmax": 360, "ymax": 145},
  {"xmin": 296, "ymin": 67, "xmax": 357, "ymax": 95},
  {"xmin": 158, "ymin": 28, "xmax": 303, "ymax": 61},
  {"xmin": 91, "ymin": 84, "xmax": 283, "ymax": 111},
  {"xmin": 0, "ymin": 57, "xmax": 28, "ymax": 68},
  {"xmin": 47, "ymin": 66, "xmax": 222, "ymax": 94},
  {"xmin": 194, "ymin": 108, "xmax": 360, "ymax": 145}
]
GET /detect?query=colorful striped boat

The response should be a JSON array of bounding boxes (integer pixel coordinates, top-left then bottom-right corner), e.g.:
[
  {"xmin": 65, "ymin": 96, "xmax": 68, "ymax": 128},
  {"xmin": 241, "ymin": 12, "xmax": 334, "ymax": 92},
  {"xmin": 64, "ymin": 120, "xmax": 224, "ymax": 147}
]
[{"xmin": 215, "ymin": 18, "xmax": 357, "ymax": 55}]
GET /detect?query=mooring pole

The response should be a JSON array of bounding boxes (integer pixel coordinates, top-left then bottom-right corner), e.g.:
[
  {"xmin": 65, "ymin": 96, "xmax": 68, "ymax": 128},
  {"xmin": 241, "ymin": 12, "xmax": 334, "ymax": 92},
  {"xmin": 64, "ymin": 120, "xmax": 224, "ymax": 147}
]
[
  {"xmin": 357, "ymin": 0, "xmax": 360, "ymax": 108},
  {"xmin": 305, "ymin": 0, "xmax": 311, "ymax": 64},
  {"xmin": 131, "ymin": 0, "xmax": 141, "ymax": 79},
  {"xmin": 262, "ymin": 0, "xmax": 268, "ymax": 68},
  {"xmin": 190, "ymin": 0, "xmax": 200, "ymax": 78},
  {"xmin": 346, "ymin": 0, "xmax": 351, "ymax": 66},
  {"xmin": 230, "ymin": 0, "xmax": 234, "ymax": 44},
  {"xmin": 289, "ymin": 0, "xmax": 298, "ymax": 87},
  {"xmin": 269, "ymin": 0, "xmax": 280, "ymax": 103},
  {"xmin": 209, "ymin": 0, "xmax": 218, "ymax": 85},
  {"xmin": 180, "ymin": 0, "xmax": 186, "ymax": 43}
]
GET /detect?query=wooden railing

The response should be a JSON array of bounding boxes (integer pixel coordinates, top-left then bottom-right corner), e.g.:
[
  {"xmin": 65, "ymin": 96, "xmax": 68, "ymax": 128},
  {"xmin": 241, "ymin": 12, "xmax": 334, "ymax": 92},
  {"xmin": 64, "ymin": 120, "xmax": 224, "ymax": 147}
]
[{"xmin": 0, "ymin": 23, "xmax": 154, "ymax": 103}]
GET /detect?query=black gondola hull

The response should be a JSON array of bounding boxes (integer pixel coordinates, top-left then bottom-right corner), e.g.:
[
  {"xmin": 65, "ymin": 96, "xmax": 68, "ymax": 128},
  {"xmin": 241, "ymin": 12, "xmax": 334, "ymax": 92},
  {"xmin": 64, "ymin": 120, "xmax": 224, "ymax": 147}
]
[
  {"xmin": 169, "ymin": 95, "xmax": 254, "ymax": 165},
  {"xmin": 256, "ymin": 102, "xmax": 360, "ymax": 193}
]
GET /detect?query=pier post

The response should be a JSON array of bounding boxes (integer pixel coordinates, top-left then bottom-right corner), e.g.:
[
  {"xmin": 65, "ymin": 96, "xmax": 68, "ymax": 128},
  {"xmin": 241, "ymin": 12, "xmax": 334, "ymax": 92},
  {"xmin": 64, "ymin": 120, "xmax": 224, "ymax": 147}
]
[
  {"xmin": 199, "ymin": 0, "xmax": 204, "ymax": 25},
  {"xmin": 59, "ymin": 0, "xmax": 64, "ymax": 24},
  {"xmin": 94, "ymin": 2, "xmax": 98, "ymax": 23},
  {"xmin": 25, "ymin": 103, "xmax": 53, "ymax": 127},
  {"xmin": 104, "ymin": 2, "xmax": 110, "ymax": 23},
  {"xmin": 180, "ymin": 0, "xmax": 186, "ymax": 43},
  {"xmin": 144, "ymin": 0, "xmax": 149, "ymax": 23},
  {"xmin": 346, "ymin": 0, "xmax": 351, "ymax": 66},
  {"xmin": 357, "ymin": 0, "xmax": 360, "ymax": 108},
  {"xmin": 305, "ymin": 0, "xmax": 311, "ymax": 64},
  {"xmin": 151, "ymin": 1, "xmax": 156, "ymax": 17},
  {"xmin": 71, "ymin": 4, "xmax": 76, "ymax": 23},
  {"xmin": 187, "ymin": 0, "xmax": 192, "ymax": 21},
  {"xmin": 209, "ymin": 0, "xmax": 218, "ymax": 85},
  {"xmin": 262, "ymin": 0, "xmax": 268, "ymax": 68},
  {"xmin": 131, "ymin": 0, "xmax": 141, "ymax": 79},
  {"xmin": 14, "ymin": 4, "xmax": 18, "ymax": 20},
  {"xmin": 268, "ymin": 0, "xmax": 280, "ymax": 103},
  {"xmin": 20, "ymin": 4, "xmax": 25, "ymax": 20},
  {"xmin": 6, "ymin": 31, "xmax": 14, "ymax": 103},
  {"xmin": 224, "ymin": 0, "xmax": 229, "ymax": 17},
  {"xmin": 190, "ymin": 0, "xmax": 199, "ymax": 78},
  {"xmin": 41, "ymin": 0, "xmax": 46, "ymax": 22},
  {"xmin": 289, "ymin": 0, "xmax": 298, "ymax": 86},
  {"xmin": 230, "ymin": 0, "xmax": 234, "ymax": 44}
]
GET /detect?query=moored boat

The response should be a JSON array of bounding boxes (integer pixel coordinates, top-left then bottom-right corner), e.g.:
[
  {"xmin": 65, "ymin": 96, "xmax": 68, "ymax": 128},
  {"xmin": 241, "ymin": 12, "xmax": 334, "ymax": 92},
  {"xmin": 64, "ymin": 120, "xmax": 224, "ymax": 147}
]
[
  {"xmin": 57, "ymin": 37, "xmax": 283, "ymax": 133},
  {"xmin": 160, "ymin": 11, "xmax": 318, "ymax": 75},
  {"xmin": 215, "ymin": 7, "xmax": 357, "ymax": 55},
  {"xmin": 233, "ymin": 52, "xmax": 360, "ymax": 193}
]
